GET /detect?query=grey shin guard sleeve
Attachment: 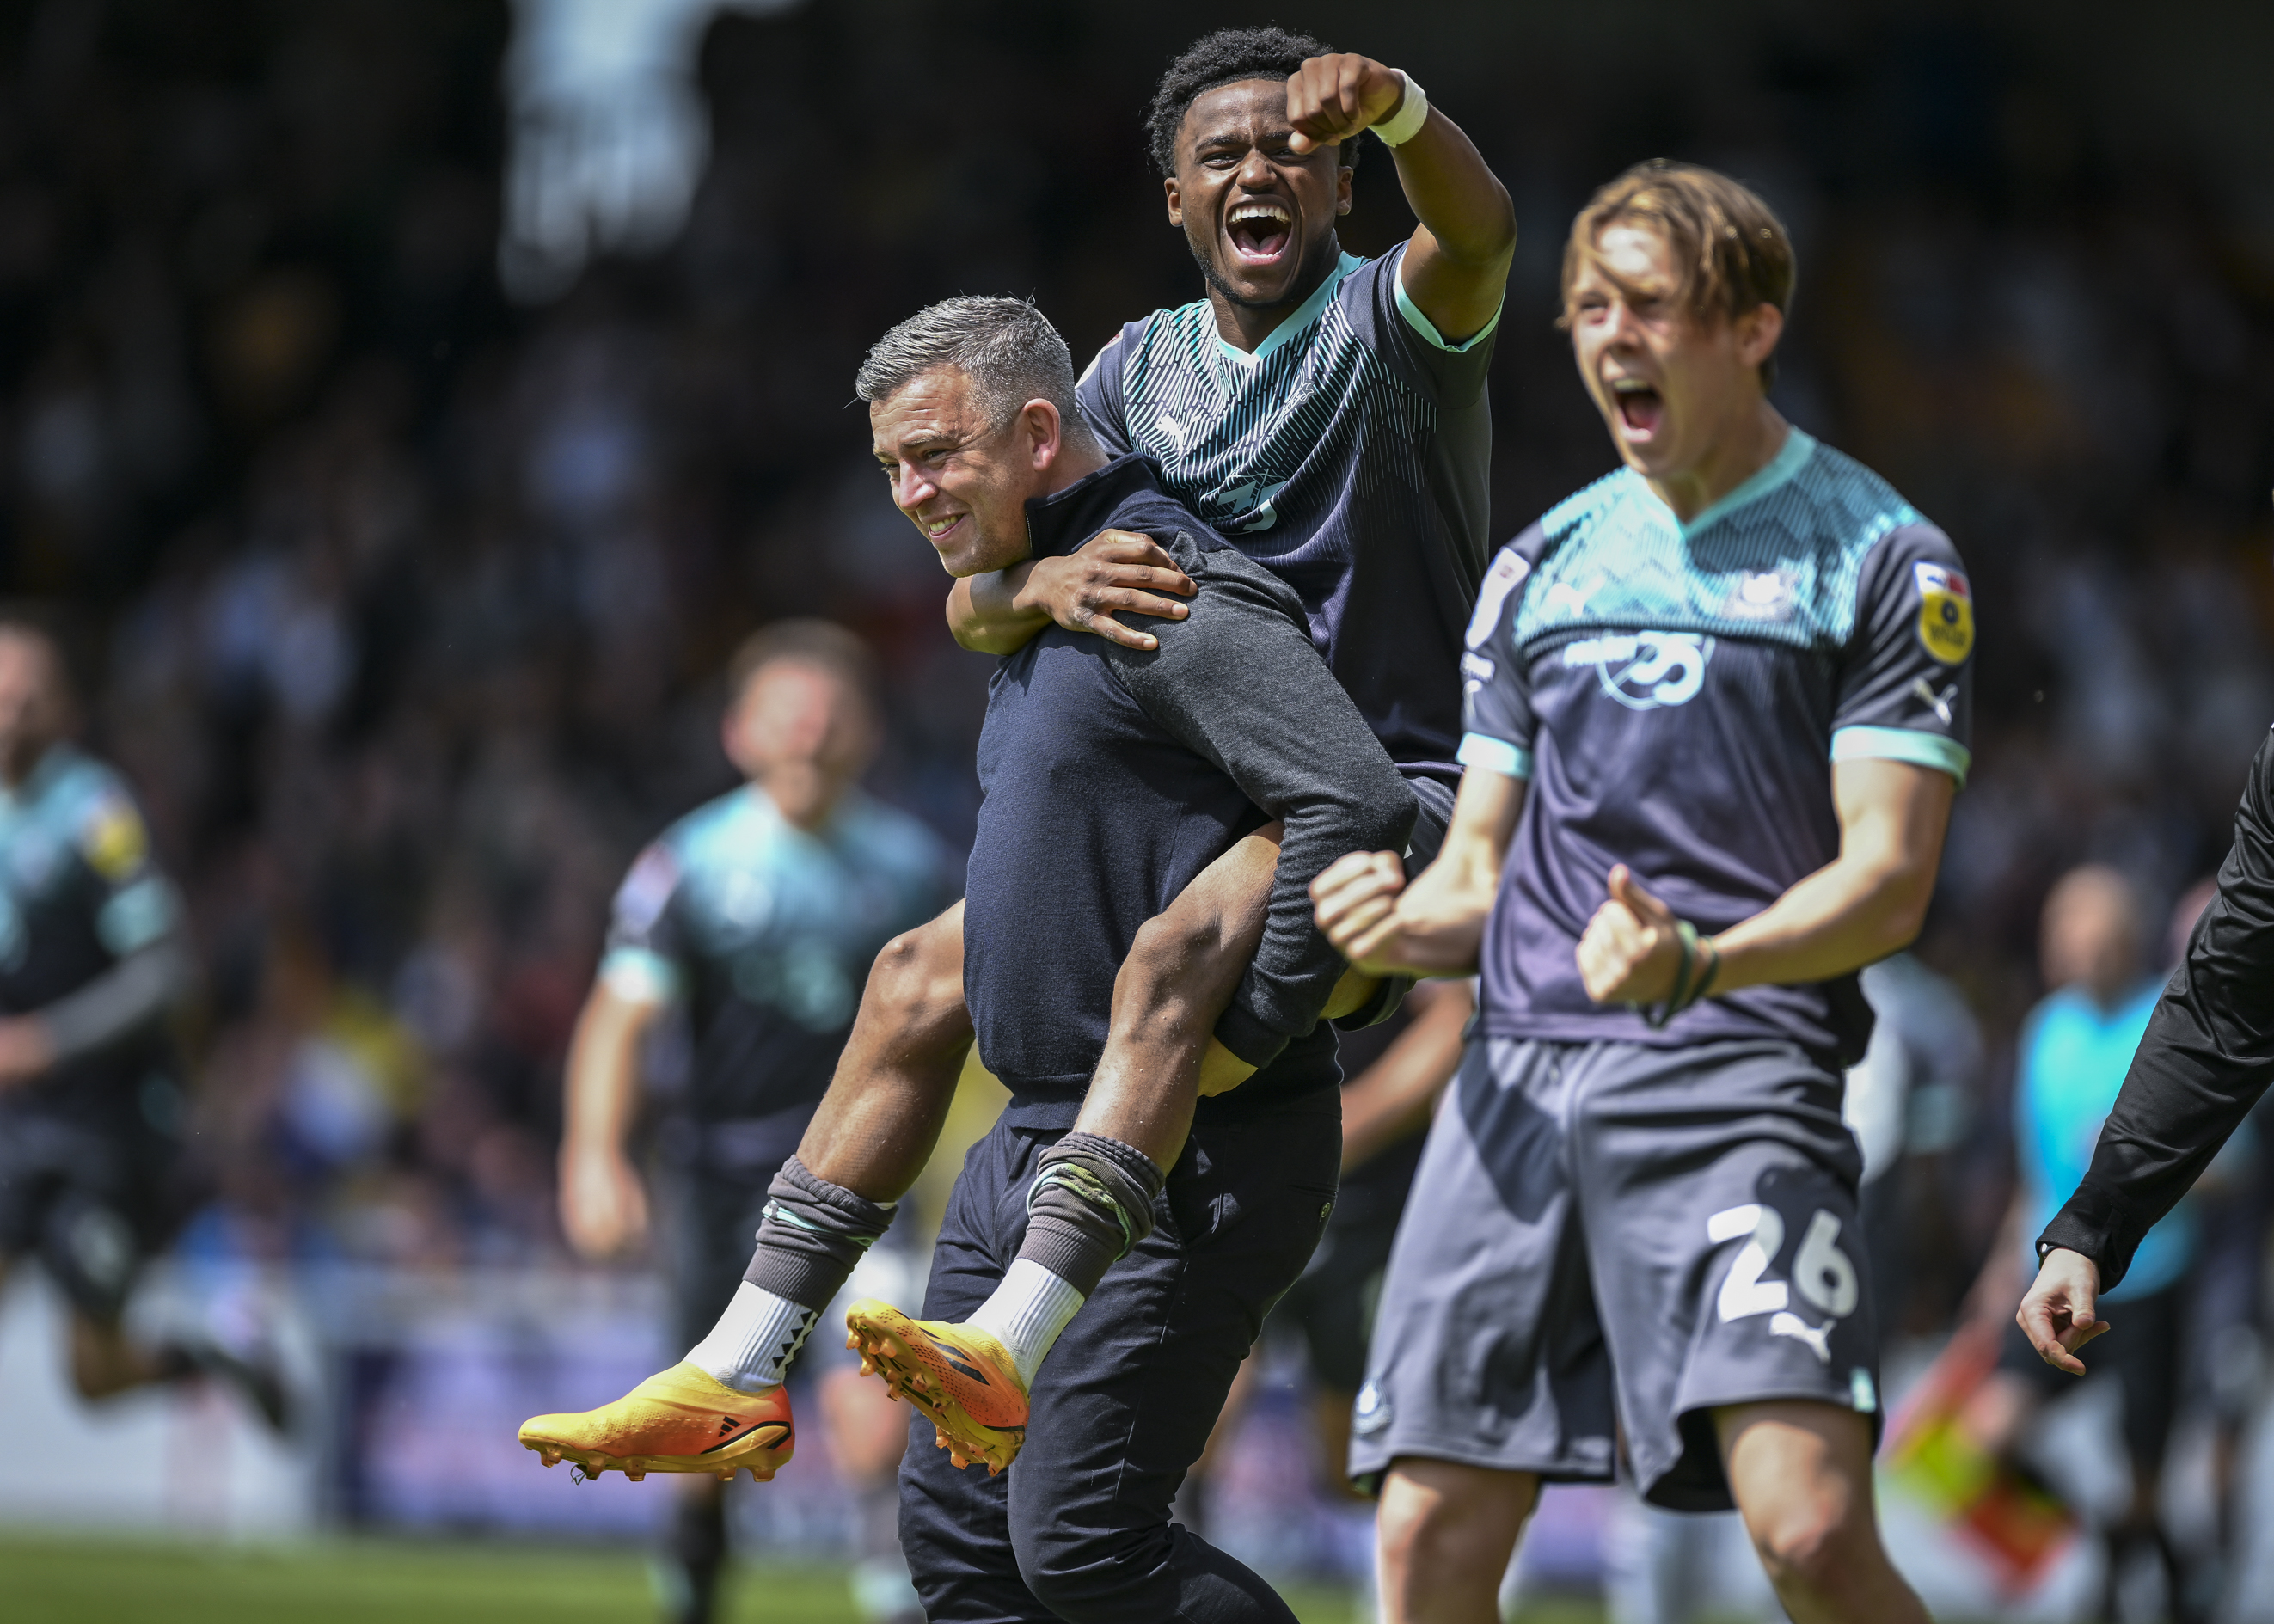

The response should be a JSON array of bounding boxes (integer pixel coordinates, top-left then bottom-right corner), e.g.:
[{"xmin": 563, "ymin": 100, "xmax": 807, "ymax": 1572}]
[
  {"xmin": 1015, "ymin": 1131, "xmax": 1168, "ymax": 1297},
  {"xmin": 742, "ymin": 1155, "xmax": 897, "ymax": 1312}
]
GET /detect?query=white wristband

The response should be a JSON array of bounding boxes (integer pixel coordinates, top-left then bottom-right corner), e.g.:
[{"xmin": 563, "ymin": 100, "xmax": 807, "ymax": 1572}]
[{"xmin": 1371, "ymin": 70, "xmax": 1430, "ymax": 148}]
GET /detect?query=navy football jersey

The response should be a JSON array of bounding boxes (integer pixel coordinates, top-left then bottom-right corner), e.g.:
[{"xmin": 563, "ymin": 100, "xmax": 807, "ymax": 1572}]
[
  {"xmin": 602, "ymin": 785, "xmax": 953, "ymax": 1132},
  {"xmin": 0, "ymin": 745, "xmax": 183, "ymax": 1125},
  {"xmin": 1461, "ymin": 429, "xmax": 1975, "ymax": 1064},
  {"xmin": 1078, "ymin": 245, "xmax": 1498, "ymax": 783}
]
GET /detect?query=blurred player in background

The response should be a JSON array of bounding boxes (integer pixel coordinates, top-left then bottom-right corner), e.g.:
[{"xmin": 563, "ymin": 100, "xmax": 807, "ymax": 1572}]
[
  {"xmin": 552, "ymin": 621, "xmax": 952, "ymax": 1624},
  {"xmin": 1315, "ymin": 162, "xmax": 1970, "ymax": 1624},
  {"xmin": 525, "ymin": 25, "xmax": 1514, "ymax": 1481},
  {"xmin": 0, "ymin": 619, "xmax": 284, "ymax": 1427}
]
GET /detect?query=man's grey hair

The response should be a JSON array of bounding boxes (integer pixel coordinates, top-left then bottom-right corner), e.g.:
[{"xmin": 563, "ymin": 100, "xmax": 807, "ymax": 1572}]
[{"xmin": 855, "ymin": 296, "xmax": 1098, "ymax": 446}]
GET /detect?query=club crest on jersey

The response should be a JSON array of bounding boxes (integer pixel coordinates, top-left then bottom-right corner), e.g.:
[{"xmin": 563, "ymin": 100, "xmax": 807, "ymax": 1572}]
[
  {"xmin": 1721, "ymin": 568, "xmax": 1798, "ymax": 622},
  {"xmin": 1564, "ymin": 631, "xmax": 1714, "ymax": 710},
  {"xmin": 1913, "ymin": 561, "xmax": 1973, "ymax": 665}
]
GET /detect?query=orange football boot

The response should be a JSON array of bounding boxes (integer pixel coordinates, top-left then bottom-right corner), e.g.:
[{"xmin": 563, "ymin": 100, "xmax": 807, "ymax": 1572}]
[
  {"xmin": 518, "ymin": 1362, "xmax": 794, "ymax": 1482},
  {"xmin": 844, "ymin": 1299, "xmax": 1026, "ymax": 1474}
]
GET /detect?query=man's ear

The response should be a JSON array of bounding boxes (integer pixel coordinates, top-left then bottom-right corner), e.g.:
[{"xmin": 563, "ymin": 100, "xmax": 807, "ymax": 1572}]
[
  {"xmin": 1165, "ymin": 174, "xmax": 1183, "ymax": 229},
  {"xmin": 1022, "ymin": 399, "xmax": 1064, "ymax": 470},
  {"xmin": 1336, "ymin": 160, "xmax": 1353, "ymax": 218},
  {"xmin": 1736, "ymin": 302, "xmax": 1785, "ymax": 374}
]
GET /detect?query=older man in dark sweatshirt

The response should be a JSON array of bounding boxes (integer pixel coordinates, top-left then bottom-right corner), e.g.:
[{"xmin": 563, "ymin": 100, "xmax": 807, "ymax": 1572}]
[{"xmin": 866, "ymin": 297, "xmax": 1412, "ymax": 1624}]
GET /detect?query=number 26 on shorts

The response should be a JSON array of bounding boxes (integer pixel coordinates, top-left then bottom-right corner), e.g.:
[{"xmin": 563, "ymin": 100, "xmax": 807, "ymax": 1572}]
[{"xmin": 1707, "ymin": 1202, "xmax": 1859, "ymax": 1323}]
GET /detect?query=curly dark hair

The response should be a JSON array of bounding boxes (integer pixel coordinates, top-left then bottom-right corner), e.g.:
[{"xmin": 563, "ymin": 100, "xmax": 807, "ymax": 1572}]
[{"xmin": 1143, "ymin": 27, "xmax": 1356, "ymax": 178}]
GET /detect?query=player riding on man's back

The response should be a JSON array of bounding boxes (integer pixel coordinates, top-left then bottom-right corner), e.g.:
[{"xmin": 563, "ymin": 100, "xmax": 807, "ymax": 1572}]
[{"xmin": 519, "ymin": 23, "xmax": 1515, "ymax": 1486}]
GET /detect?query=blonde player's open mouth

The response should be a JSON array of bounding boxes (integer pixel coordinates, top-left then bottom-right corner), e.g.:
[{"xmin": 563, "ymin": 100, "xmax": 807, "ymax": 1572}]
[
  {"xmin": 1226, "ymin": 199, "xmax": 1293, "ymax": 267},
  {"xmin": 1610, "ymin": 377, "xmax": 1664, "ymax": 438},
  {"xmin": 922, "ymin": 513, "xmax": 966, "ymax": 547}
]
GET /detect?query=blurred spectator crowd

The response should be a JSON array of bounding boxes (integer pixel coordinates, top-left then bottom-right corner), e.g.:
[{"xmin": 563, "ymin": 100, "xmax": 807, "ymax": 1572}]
[{"xmin": 0, "ymin": 0, "xmax": 2266, "ymax": 1343}]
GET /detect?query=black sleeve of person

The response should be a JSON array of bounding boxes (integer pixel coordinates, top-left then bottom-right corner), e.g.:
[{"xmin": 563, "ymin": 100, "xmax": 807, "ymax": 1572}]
[
  {"xmin": 1106, "ymin": 542, "xmax": 1419, "ymax": 1070},
  {"xmin": 2040, "ymin": 728, "xmax": 2274, "ymax": 1290}
]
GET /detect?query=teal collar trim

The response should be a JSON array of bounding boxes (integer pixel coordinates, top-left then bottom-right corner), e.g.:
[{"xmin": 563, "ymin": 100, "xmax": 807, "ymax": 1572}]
[
  {"xmin": 1216, "ymin": 252, "xmax": 1364, "ymax": 369},
  {"xmin": 1646, "ymin": 426, "xmax": 1817, "ymax": 539}
]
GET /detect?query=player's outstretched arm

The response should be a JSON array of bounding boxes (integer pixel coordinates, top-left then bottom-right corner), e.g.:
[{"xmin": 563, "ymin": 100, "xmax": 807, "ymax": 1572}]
[
  {"xmin": 1285, "ymin": 53, "xmax": 1515, "ymax": 345},
  {"xmin": 1577, "ymin": 757, "xmax": 1953, "ymax": 1006},
  {"xmin": 947, "ymin": 530, "xmax": 1195, "ymax": 654},
  {"xmin": 1314, "ymin": 766, "xmax": 1526, "ymax": 978},
  {"xmin": 2015, "ymin": 1247, "xmax": 2107, "ymax": 1376}
]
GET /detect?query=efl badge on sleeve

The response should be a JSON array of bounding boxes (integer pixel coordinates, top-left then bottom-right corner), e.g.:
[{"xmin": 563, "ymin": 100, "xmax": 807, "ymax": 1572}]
[
  {"xmin": 83, "ymin": 796, "xmax": 150, "ymax": 881},
  {"xmin": 1913, "ymin": 561, "xmax": 1973, "ymax": 665}
]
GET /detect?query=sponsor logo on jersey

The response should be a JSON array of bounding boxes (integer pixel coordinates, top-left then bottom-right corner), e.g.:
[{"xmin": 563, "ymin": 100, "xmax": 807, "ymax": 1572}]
[
  {"xmin": 1352, "ymin": 1380, "xmax": 1392, "ymax": 1437},
  {"xmin": 1913, "ymin": 561, "xmax": 1973, "ymax": 665},
  {"xmin": 1465, "ymin": 552, "xmax": 1530, "ymax": 648},
  {"xmin": 1564, "ymin": 632, "xmax": 1714, "ymax": 710}
]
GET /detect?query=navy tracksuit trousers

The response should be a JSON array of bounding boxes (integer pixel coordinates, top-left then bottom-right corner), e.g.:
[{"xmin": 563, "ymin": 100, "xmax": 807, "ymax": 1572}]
[{"xmin": 898, "ymin": 1100, "xmax": 1340, "ymax": 1623}]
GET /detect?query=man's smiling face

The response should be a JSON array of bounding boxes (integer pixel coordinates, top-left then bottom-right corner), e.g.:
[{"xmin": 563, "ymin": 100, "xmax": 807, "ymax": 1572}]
[
  {"xmin": 1167, "ymin": 78, "xmax": 1350, "ymax": 313},
  {"xmin": 871, "ymin": 368, "xmax": 1039, "ymax": 578}
]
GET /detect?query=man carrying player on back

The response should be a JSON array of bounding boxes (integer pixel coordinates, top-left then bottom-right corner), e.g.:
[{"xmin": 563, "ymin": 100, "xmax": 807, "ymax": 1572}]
[
  {"xmin": 523, "ymin": 24, "xmax": 1513, "ymax": 1481},
  {"xmin": 1315, "ymin": 162, "xmax": 1968, "ymax": 1624}
]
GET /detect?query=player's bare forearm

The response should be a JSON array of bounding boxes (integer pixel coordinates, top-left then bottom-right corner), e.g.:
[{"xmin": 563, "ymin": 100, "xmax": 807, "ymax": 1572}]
[
  {"xmin": 948, "ymin": 532, "xmax": 1195, "ymax": 654},
  {"xmin": 1314, "ymin": 769, "xmax": 1523, "ymax": 977},
  {"xmin": 947, "ymin": 564, "xmax": 1049, "ymax": 654},
  {"xmin": 563, "ymin": 982, "xmax": 657, "ymax": 1155},
  {"xmin": 1707, "ymin": 758, "xmax": 1953, "ymax": 994},
  {"xmin": 560, "ymin": 980, "xmax": 664, "ymax": 1258},
  {"xmin": 1340, "ymin": 979, "xmax": 1471, "ymax": 1172},
  {"xmin": 1391, "ymin": 111, "xmax": 1517, "ymax": 341}
]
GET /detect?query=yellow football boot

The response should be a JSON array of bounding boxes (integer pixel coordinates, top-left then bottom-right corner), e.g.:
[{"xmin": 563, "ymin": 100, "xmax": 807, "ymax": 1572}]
[
  {"xmin": 518, "ymin": 1362, "xmax": 794, "ymax": 1482},
  {"xmin": 845, "ymin": 1300, "xmax": 1027, "ymax": 1475}
]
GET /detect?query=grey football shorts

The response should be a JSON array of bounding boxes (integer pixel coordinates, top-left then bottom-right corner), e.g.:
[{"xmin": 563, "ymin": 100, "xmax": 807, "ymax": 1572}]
[{"xmin": 1348, "ymin": 1035, "xmax": 1882, "ymax": 1511}]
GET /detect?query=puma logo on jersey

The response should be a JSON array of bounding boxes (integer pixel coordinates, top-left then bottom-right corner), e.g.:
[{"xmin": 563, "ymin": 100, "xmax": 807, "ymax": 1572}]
[
  {"xmin": 1910, "ymin": 677, "xmax": 1958, "ymax": 726},
  {"xmin": 1769, "ymin": 1310, "xmax": 1834, "ymax": 1364}
]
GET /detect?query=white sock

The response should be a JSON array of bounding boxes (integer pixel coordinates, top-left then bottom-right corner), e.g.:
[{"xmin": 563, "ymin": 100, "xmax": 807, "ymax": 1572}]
[
  {"xmin": 965, "ymin": 1259, "xmax": 1086, "ymax": 1388},
  {"xmin": 686, "ymin": 1282, "xmax": 815, "ymax": 1393}
]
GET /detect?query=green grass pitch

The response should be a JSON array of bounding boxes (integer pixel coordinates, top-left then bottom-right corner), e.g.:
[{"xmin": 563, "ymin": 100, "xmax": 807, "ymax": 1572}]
[{"xmin": 0, "ymin": 1535, "xmax": 1624, "ymax": 1623}]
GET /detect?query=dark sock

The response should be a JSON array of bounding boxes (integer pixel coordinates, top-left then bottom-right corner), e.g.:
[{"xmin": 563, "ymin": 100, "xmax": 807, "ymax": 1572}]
[
  {"xmin": 741, "ymin": 1155, "xmax": 897, "ymax": 1311},
  {"xmin": 665, "ymin": 1490, "xmax": 726, "ymax": 1624},
  {"xmin": 1014, "ymin": 1131, "xmax": 1167, "ymax": 1296}
]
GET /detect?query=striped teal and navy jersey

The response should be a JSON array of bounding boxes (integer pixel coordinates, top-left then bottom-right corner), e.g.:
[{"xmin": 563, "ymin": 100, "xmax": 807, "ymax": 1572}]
[
  {"xmin": 1460, "ymin": 429, "xmax": 1975, "ymax": 1064},
  {"xmin": 601, "ymin": 785, "xmax": 953, "ymax": 1151},
  {"xmin": 1078, "ymin": 244, "xmax": 1498, "ymax": 783}
]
